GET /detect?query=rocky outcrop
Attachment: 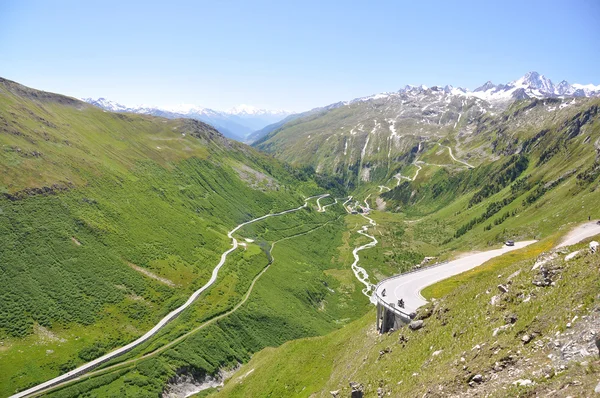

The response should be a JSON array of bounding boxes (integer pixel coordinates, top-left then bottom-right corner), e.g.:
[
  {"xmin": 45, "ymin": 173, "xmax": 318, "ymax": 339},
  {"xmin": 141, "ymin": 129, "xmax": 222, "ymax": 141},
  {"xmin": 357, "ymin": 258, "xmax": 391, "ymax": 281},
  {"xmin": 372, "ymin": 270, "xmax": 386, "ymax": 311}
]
[
  {"xmin": 349, "ymin": 382, "xmax": 364, "ymax": 398},
  {"xmin": 3, "ymin": 182, "xmax": 73, "ymax": 201},
  {"xmin": 409, "ymin": 320, "xmax": 424, "ymax": 330}
]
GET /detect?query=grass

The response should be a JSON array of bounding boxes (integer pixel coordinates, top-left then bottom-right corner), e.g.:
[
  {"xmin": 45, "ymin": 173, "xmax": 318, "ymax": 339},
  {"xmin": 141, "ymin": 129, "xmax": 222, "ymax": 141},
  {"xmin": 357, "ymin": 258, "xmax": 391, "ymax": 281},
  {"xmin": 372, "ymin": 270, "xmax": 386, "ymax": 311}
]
[
  {"xmin": 214, "ymin": 231, "xmax": 600, "ymax": 397},
  {"xmin": 38, "ymin": 200, "xmax": 373, "ymax": 397},
  {"xmin": 4, "ymin": 80, "xmax": 600, "ymax": 397},
  {"xmin": 0, "ymin": 80, "xmax": 336, "ymax": 396}
]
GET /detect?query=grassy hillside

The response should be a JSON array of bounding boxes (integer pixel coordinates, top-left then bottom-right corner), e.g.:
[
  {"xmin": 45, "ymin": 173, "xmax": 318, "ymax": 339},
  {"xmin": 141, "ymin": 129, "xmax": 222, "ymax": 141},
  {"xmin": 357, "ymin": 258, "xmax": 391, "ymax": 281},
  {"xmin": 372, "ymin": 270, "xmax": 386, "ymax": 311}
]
[
  {"xmin": 0, "ymin": 78, "xmax": 344, "ymax": 396},
  {"xmin": 40, "ymin": 203, "xmax": 377, "ymax": 397},
  {"xmin": 208, "ymin": 97, "xmax": 600, "ymax": 397},
  {"xmin": 4, "ymin": 76, "xmax": 600, "ymax": 398},
  {"xmin": 215, "ymin": 231, "xmax": 600, "ymax": 397}
]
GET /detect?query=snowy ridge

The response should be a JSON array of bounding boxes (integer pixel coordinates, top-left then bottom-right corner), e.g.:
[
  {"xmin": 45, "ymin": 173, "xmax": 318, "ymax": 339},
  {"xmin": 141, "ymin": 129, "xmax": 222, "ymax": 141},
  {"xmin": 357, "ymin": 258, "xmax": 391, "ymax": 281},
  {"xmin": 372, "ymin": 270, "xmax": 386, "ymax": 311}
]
[
  {"xmin": 84, "ymin": 98, "xmax": 292, "ymax": 119},
  {"xmin": 343, "ymin": 71, "xmax": 600, "ymax": 107},
  {"xmin": 83, "ymin": 98, "xmax": 294, "ymax": 141}
]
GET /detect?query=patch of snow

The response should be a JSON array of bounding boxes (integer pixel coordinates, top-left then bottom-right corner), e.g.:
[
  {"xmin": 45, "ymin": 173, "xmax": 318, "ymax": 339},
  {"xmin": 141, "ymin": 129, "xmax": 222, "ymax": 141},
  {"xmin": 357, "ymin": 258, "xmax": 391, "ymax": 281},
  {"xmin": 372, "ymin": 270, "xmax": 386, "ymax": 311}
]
[
  {"xmin": 453, "ymin": 113, "xmax": 462, "ymax": 129},
  {"xmin": 572, "ymin": 83, "xmax": 600, "ymax": 91},
  {"xmin": 360, "ymin": 135, "xmax": 370, "ymax": 163}
]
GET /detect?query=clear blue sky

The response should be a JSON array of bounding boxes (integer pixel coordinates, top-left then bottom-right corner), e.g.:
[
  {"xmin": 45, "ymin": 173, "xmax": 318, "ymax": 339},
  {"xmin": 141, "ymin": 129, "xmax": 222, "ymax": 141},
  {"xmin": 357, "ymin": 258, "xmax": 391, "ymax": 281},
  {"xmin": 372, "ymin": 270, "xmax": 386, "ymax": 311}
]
[{"xmin": 1, "ymin": 0, "xmax": 598, "ymax": 111}]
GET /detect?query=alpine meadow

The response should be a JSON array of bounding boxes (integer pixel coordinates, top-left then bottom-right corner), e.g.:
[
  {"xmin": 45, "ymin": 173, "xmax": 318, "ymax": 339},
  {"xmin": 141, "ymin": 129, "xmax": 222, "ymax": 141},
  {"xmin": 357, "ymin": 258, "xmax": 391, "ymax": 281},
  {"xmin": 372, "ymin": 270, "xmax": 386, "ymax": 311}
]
[{"xmin": 2, "ymin": 1, "xmax": 600, "ymax": 397}]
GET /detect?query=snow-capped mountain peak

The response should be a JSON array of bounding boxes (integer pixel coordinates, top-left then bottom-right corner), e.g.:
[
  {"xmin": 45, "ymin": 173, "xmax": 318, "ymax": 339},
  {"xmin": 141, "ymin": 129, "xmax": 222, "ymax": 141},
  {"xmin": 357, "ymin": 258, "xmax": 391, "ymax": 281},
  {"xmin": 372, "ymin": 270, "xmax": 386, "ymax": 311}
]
[
  {"xmin": 340, "ymin": 72, "xmax": 599, "ymax": 110},
  {"xmin": 572, "ymin": 83, "xmax": 600, "ymax": 96},
  {"xmin": 82, "ymin": 97, "xmax": 131, "ymax": 112},
  {"xmin": 163, "ymin": 103, "xmax": 208, "ymax": 115},
  {"xmin": 474, "ymin": 81, "xmax": 496, "ymax": 92},
  {"xmin": 510, "ymin": 71, "xmax": 554, "ymax": 93},
  {"xmin": 226, "ymin": 104, "xmax": 292, "ymax": 116},
  {"xmin": 466, "ymin": 71, "xmax": 600, "ymax": 103},
  {"xmin": 82, "ymin": 98, "xmax": 295, "ymax": 141}
]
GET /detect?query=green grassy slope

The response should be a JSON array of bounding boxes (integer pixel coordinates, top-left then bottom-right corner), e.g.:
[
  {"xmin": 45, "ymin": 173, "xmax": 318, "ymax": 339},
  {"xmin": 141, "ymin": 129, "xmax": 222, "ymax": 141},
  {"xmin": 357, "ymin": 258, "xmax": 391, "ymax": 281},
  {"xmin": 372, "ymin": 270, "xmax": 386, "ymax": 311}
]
[
  {"xmin": 4, "ymin": 76, "xmax": 600, "ymax": 397},
  {"xmin": 0, "ymin": 78, "xmax": 337, "ymax": 396},
  {"xmin": 41, "ymin": 203, "xmax": 377, "ymax": 397},
  {"xmin": 215, "ymin": 229, "xmax": 600, "ymax": 397},
  {"xmin": 210, "ymin": 98, "xmax": 600, "ymax": 397}
]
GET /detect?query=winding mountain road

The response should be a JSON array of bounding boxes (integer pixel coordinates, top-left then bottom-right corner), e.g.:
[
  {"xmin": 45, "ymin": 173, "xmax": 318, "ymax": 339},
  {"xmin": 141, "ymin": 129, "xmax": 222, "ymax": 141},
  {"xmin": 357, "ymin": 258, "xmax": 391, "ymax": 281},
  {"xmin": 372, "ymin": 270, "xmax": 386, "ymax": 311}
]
[
  {"xmin": 556, "ymin": 221, "xmax": 600, "ymax": 248},
  {"xmin": 315, "ymin": 194, "xmax": 331, "ymax": 212},
  {"xmin": 373, "ymin": 241, "xmax": 537, "ymax": 314},
  {"xmin": 442, "ymin": 144, "xmax": 474, "ymax": 169},
  {"xmin": 374, "ymin": 221, "xmax": 600, "ymax": 317},
  {"xmin": 11, "ymin": 194, "xmax": 328, "ymax": 398},
  {"xmin": 344, "ymin": 195, "xmax": 379, "ymax": 297}
]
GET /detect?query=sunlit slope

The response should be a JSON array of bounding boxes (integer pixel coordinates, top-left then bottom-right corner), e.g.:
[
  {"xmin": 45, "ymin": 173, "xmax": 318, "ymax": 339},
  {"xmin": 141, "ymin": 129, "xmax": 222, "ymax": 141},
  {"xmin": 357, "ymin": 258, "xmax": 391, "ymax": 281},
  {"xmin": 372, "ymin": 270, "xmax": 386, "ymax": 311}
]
[
  {"xmin": 0, "ymin": 77, "xmax": 330, "ymax": 396},
  {"xmin": 214, "ymin": 98, "xmax": 600, "ymax": 397},
  {"xmin": 255, "ymin": 86, "xmax": 597, "ymax": 190}
]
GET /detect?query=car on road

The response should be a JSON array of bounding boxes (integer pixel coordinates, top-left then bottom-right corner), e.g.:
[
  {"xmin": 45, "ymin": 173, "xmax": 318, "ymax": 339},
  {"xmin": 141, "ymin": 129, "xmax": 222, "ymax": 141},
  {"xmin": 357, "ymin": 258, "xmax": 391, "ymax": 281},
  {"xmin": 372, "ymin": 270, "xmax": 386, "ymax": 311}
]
[{"xmin": 505, "ymin": 240, "xmax": 515, "ymax": 246}]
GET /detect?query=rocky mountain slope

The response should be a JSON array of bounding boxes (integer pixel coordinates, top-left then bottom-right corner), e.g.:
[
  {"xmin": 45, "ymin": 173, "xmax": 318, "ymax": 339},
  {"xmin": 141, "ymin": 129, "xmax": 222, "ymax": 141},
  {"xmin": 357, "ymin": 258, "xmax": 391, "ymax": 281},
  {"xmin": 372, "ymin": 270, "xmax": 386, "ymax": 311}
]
[
  {"xmin": 83, "ymin": 98, "xmax": 292, "ymax": 141},
  {"xmin": 254, "ymin": 72, "xmax": 600, "ymax": 189}
]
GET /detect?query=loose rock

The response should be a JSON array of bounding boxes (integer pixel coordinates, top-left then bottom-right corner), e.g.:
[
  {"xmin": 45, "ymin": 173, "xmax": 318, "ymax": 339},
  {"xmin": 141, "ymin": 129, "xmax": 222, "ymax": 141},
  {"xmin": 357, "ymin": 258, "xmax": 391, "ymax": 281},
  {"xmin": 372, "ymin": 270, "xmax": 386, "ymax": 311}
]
[
  {"xmin": 505, "ymin": 313, "xmax": 518, "ymax": 324},
  {"xmin": 513, "ymin": 379, "xmax": 533, "ymax": 387},
  {"xmin": 409, "ymin": 320, "xmax": 424, "ymax": 330},
  {"xmin": 349, "ymin": 382, "xmax": 364, "ymax": 398},
  {"xmin": 471, "ymin": 374, "xmax": 483, "ymax": 383}
]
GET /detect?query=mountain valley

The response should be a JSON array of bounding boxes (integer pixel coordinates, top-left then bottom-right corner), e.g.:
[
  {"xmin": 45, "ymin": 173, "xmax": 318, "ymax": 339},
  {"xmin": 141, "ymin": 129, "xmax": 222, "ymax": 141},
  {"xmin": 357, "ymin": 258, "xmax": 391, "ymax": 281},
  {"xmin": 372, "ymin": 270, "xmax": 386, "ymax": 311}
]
[
  {"xmin": 2, "ymin": 71, "xmax": 600, "ymax": 398},
  {"xmin": 83, "ymin": 98, "xmax": 293, "ymax": 142}
]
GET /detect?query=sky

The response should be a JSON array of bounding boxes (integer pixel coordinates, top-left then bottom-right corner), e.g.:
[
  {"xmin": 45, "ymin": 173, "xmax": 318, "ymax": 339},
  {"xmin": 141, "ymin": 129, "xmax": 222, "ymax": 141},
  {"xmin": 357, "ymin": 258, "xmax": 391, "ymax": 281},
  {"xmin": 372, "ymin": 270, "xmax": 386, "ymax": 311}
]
[{"xmin": 0, "ymin": 0, "xmax": 599, "ymax": 112}]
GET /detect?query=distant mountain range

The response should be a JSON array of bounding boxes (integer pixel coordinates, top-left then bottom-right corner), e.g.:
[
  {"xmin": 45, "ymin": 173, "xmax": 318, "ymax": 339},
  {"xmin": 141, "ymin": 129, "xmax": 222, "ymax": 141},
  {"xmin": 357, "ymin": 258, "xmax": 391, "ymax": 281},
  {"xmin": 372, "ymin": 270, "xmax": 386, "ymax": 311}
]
[
  {"xmin": 253, "ymin": 71, "xmax": 600, "ymax": 187},
  {"xmin": 85, "ymin": 72, "xmax": 599, "ymax": 144},
  {"xmin": 339, "ymin": 71, "xmax": 600, "ymax": 106},
  {"xmin": 251, "ymin": 71, "xmax": 599, "ymax": 145},
  {"xmin": 82, "ymin": 98, "xmax": 293, "ymax": 141}
]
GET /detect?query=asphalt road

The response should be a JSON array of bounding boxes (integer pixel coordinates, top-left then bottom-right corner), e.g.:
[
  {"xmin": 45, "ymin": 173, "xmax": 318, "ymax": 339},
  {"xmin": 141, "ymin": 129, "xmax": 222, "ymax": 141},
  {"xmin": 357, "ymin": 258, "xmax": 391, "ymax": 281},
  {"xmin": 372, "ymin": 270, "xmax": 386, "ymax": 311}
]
[
  {"xmin": 374, "ymin": 240, "xmax": 537, "ymax": 314},
  {"xmin": 556, "ymin": 221, "xmax": 600, "ymax": 248}
]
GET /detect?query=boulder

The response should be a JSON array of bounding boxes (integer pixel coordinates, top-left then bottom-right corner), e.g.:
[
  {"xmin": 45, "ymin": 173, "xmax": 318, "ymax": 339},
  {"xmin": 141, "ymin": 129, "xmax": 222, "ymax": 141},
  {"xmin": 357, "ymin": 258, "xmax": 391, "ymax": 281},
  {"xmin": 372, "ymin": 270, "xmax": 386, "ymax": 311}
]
[
  {"xmin": 471, "ymin": 374, "xmax": 483, "ymax": 383},
  {"xmin": 505, "ymin": 313, "xmax": 518, "ymax": 324},
  {"xmin": 330, "ymin": 390, "xmax": 340, "ymax": 398},
  {"xmin": 497, "ymin": 284, "xmax": 509, "ymax": 293},
  {"xmin": 521, "ymin": 334, "xmax": 531, "ymax": 344},
  {"xmin": 409, "ymin": 320, "xmax": 424, "ymax": 330},
  {"xmin": 349, "ymin": 382, "xmax": 364, "ymax": 398},
  {"xmin": 513, "ymin": 379, "xmax": 533, "ymax": 387}
]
